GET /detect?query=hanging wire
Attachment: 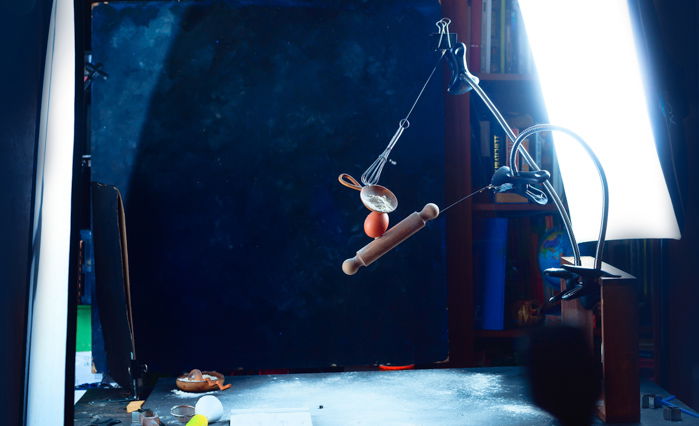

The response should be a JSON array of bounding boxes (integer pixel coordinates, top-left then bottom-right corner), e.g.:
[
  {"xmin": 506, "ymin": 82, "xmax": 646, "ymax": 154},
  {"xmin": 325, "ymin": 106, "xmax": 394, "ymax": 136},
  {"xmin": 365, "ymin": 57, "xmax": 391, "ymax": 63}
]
[{"xmin": 440, "ymin": 185, "xmax": 495, "ymax": 215}]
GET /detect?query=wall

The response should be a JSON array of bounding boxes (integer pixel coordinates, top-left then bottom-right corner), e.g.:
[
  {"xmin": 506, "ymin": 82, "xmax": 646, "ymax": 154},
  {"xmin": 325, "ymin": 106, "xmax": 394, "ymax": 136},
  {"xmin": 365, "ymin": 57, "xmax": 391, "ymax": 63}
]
[{"xmin": 649, "ymin": 0, "xmax": 699, "ymax": 410}]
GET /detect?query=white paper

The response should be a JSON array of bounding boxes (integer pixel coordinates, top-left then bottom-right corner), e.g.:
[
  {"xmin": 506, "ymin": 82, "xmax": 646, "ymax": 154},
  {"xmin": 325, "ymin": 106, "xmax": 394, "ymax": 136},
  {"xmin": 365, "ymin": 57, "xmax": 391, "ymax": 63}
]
[{"xmin": 229, "ymin": 408, "xmax": 313, "ymax": 426}]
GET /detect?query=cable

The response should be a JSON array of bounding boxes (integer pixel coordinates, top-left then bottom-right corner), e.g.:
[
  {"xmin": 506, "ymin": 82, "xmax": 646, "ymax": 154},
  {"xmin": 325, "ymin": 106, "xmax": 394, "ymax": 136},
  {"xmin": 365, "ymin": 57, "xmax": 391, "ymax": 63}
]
[
  {"xmin": 440, "ymin": 185, "xmax": 494, "ymax": 215},
  {"xmin": 510, "ymin": 124, "xmax": 608, "ymax": 271}
]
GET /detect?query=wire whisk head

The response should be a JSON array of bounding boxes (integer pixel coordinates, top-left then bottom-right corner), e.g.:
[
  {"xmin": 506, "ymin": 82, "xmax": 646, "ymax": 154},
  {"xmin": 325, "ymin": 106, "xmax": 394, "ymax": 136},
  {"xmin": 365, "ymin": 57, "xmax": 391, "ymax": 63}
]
[
  {"xmin": 361, "ymin": 119, "xmax": 408, "ymax": 186},
  {"xmin": 361, "ymin": 152, "xmax": 389, "ymax": 186}
]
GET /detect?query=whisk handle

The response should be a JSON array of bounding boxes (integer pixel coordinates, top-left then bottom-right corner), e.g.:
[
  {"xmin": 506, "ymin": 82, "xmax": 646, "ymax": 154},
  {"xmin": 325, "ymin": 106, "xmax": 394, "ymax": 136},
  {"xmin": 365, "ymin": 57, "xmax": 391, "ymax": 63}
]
[
  {"xmin": 338, "ymin": 173, "xmax": 363, "ymax": 191},
  {"xmin": 342, "ymin": 203, "xmax": 439, "ymax": 275}
]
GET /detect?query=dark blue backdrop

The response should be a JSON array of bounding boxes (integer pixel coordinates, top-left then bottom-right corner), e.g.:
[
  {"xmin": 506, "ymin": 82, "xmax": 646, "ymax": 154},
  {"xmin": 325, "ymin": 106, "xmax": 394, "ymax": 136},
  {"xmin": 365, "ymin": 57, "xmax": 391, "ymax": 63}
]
[{"xmin": 90, "ymin": 0, "xmax": 448, "ymax": 373}]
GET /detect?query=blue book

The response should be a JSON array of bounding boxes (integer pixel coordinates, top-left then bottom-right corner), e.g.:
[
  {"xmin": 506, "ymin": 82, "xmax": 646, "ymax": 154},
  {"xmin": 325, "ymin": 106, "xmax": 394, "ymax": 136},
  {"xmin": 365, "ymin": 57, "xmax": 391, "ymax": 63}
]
[{"xmin": 474, "ymin": 217, "xmax": 509, "ymax": 330}]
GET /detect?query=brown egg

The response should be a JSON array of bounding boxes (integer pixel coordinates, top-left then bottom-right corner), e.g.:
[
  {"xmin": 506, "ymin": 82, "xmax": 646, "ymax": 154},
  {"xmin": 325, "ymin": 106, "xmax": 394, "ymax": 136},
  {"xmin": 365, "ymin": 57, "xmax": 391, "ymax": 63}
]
[
  {"xmin": 364, "ymin": 211, "xmax": 389, "ymax": 238},
  {"xmin": 189, "ymin": 369, "xmax": 203, "ymax": 381}
]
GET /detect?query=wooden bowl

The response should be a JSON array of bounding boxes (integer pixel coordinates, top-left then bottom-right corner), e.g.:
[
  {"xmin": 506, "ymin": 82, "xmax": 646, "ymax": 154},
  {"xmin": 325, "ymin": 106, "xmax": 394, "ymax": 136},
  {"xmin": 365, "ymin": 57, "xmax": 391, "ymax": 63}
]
[{"xmin": 175, "ymin": 370, "xmax": 227, "ymax": 392}]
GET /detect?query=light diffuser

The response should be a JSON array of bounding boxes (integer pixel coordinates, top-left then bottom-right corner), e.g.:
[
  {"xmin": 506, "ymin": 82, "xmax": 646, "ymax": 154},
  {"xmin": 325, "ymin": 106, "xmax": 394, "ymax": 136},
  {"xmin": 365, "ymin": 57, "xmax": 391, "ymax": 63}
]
[
  {"xmin": 518, "ymin": 0, "xmax": 680, "ymax": 242},
  {"xmin": 25, "ymin": 0, "xmax": 75, "ymax": 422}
]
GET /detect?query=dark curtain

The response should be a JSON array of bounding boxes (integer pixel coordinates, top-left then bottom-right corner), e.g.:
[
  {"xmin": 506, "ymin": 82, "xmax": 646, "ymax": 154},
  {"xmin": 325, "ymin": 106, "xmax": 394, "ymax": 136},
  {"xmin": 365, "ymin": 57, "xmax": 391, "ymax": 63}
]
[{"xmin": 0, "ymin": 0, "xmax": 53, "ymax": 422}]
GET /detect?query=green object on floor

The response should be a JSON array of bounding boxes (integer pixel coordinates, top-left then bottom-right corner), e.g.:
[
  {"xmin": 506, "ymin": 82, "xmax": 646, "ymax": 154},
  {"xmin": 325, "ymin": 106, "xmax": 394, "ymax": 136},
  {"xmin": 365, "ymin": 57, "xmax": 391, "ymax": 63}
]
[
  {"xmin": 186, "ymin": 414, "xmax": 208, "ymax": 426},
  {"xmin": 76, "ymin": 305, "xmax": 92, "ymax": 352}
]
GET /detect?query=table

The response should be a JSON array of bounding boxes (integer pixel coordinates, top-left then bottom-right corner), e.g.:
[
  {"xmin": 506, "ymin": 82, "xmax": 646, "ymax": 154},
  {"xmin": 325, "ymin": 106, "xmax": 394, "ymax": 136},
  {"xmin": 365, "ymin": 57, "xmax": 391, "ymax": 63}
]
[
  {"xmin": 75, "ymin": 367, "xmax": 699, "ymax": 425},
  {"xmin": 147, "ymin": 367, "xmax": 554, "ymax": 425}
]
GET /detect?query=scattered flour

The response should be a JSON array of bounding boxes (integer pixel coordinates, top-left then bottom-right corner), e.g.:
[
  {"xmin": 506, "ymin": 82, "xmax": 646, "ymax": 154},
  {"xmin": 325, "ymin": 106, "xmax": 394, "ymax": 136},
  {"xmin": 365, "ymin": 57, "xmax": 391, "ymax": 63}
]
[{"xmin": 171, "ymin": 389, "xmax": 216, "ymax": 398}]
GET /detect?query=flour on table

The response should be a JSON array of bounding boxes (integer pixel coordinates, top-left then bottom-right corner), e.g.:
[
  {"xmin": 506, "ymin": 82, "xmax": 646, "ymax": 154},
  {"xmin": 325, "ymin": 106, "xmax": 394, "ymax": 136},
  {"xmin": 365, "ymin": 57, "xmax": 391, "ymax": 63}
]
[{"xmin": 171, "ymin": 389, "xmax": 215, "ymax": 398}]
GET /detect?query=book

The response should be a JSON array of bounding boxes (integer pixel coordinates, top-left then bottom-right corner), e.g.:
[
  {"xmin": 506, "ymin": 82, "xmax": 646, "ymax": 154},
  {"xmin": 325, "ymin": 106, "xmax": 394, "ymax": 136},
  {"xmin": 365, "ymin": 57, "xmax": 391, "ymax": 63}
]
[
  {"xmin": 495, "ymin": 192, "xmax": 528, "ymax": 203},
  {"xmin": 550, "ymin": 138, "xmax": 564, "ymax": 196},
  {"xmin": 477, "ymin": 120, "xmax": 493, "ymax": 188},
  {"xmin": 499, "ymin": 0, "xmax": 506, "ymax": 73},
  {"xmin": 496, "ymin": 128, "xmax": 527, "ymax": 203},
  {"xmin": 471, "ymin": 0, "xmax": 533, "ymax": 74},
  {"xmin": 514, "ymin": 0, "xmax": 531, "ymax": 75},
  {"xmin": 474, "ymin": 217, "xmax": 509, "ymax": 330},
  {"xmin": 490, "ymin": 0, "xmax": 501, "ymax": 73},
  {"xmin": 470, "ymin": 0, "xmax": 483, "ymax": 74},
  {"xmin": 481, "ymin": 0, "xmax": 492, "ymax": 73},
  {"xmin": 472, "ymin": 119, "xmax": 492, "ymax": 189},
  {"xmin": 534, "ymin": 133, "xmax": 543, "ymax": 169},
  {"xmin": 505, "ymin": 127, "xmax": 530, "ymax": 172},
  {"xmin": 493, "ymin": 133, "xmax": 503, "ymax": 172},
  {"xmin": 538, "ymin": 131, "xmax": 554, "ymax": 172},
  {"xmin": 479, "ymin": 120, "xmax": 491, "ymax": 158},
  {"xmin": 474, "ymin": 0, "xmax": 532, "ymax": 75},
  {"xmin": 505, "ymin": 0, "xmax": 514, "ymax": 73},
  {"xmin": 507, "ymin": 0, "xmax": 519, "ymax": 74}
]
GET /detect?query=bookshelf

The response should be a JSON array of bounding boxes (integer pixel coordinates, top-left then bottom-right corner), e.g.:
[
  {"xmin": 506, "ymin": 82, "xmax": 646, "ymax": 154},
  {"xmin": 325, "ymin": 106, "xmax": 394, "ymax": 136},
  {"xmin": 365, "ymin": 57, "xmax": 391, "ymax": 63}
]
[{"xmin": 441, "ymin": 0, "xmax": 557, "ymax": 367}]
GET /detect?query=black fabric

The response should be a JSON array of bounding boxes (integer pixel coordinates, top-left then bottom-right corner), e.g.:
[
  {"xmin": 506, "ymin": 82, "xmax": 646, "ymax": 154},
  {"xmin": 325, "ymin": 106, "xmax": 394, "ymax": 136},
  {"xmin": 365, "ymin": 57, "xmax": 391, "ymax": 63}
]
[
  {"xmin": 524, "ymin": 325, "xmax": 602, "ymax": 426},
  {"xmin": 91, "ymin": 183, "xmax": 136, "ymax": 393}
]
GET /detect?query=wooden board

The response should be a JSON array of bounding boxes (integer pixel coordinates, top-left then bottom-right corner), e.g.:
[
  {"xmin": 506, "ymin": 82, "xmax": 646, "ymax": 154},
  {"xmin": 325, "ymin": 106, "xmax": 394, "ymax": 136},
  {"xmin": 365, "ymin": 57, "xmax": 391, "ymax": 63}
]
[{"xmin": 561, "ymin": 256, "xmax": 639, "ymax": 423}]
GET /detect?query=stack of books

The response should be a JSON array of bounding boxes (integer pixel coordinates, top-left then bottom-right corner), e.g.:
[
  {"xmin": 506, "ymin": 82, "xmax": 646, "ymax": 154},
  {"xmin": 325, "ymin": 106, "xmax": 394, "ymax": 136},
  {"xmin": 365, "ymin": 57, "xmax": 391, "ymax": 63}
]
[{"xmin": 471, "ymin": 0, "xmax": 534, "ymax": 75}]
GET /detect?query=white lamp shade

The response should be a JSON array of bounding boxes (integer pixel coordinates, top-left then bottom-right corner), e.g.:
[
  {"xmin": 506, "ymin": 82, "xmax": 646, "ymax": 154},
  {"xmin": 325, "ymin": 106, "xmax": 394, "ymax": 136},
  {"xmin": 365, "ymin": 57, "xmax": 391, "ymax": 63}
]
[{"xmin": 518, "ymin": 0, "xmax": 680, "ymax": 242}]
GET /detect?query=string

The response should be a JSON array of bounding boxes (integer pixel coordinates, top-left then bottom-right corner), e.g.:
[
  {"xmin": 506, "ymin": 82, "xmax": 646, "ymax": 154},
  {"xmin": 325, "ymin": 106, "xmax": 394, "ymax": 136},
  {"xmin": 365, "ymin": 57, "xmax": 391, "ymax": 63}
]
[
  {"xmin": 440, "ymin": 185, "xmax": 495, "ymax": 215},
  {"xmin": 403, "ymin": 50, "xmax": 446, "ymax": 124}
]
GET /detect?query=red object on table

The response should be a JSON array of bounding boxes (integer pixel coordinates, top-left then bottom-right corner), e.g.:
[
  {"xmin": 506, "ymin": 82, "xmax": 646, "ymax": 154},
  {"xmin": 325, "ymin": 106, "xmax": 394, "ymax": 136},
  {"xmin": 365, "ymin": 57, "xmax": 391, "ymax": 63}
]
[{"xmin": 378, "ymin": 364, "xmax": 415, "ymax": 371}]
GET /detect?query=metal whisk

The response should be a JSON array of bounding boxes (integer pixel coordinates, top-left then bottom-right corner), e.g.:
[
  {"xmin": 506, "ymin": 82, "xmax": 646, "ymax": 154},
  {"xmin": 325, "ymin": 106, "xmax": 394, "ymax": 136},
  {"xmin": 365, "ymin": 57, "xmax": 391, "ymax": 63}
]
[
  {"xmin": 361, "ymin": 119, "xmax": 409, "ymax": 186},
  {"xmin": 360, "ymin": 18, "xmax": 451, "ymax": 186}
]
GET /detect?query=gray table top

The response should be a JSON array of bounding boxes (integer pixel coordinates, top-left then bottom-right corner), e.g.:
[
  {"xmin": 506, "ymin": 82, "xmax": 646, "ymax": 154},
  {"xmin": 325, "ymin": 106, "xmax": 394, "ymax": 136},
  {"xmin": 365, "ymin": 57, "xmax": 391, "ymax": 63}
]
[
  {"xmin": 147, "ymin": 367, "xmax": 552, "ymax": 425},
  {"xmin": 83, "ymin": 366, "xmax": 697, "ymax": 425}
]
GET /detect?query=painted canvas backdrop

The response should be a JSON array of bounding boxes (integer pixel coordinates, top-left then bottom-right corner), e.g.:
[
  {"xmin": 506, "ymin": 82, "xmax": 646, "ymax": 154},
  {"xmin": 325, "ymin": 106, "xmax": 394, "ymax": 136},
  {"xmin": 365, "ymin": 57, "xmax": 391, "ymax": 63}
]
[{"xmin": 90, "ymin": 0, "xmax": 447, "ymax": 372}]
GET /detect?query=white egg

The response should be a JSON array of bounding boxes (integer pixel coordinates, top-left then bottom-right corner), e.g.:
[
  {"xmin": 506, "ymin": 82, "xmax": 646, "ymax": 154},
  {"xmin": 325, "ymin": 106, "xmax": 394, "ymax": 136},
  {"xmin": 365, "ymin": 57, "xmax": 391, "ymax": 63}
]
[{"xmin": 195, "ymin": 395, "xmax": 224, "ymax": 422}]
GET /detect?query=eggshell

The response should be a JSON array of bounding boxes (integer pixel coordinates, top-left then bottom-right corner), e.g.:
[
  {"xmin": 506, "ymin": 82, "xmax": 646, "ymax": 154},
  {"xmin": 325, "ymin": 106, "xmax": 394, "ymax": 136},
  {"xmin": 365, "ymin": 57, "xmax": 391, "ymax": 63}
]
[
  {"xmin": 195, "ymin": 395, "xmax": 223, "ymax": 422},
  {"xmin": 364, "ymin": 211, "xmax": 389, "ymax": 238},
  {"xmin": 189, "ymin": 369, "xmax": 203, "ymax": 381}
]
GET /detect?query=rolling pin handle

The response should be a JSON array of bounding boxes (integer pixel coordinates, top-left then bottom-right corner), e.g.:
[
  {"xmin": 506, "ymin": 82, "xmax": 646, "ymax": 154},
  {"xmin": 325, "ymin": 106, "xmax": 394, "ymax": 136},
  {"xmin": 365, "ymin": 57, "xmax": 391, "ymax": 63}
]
[
  {"xmin": 342, "ymin": 257, "xmax": 362, "ymax": 275},
  {"xmin": 419, "ymin": 203, "xmax": 440, "ymax": 221}
]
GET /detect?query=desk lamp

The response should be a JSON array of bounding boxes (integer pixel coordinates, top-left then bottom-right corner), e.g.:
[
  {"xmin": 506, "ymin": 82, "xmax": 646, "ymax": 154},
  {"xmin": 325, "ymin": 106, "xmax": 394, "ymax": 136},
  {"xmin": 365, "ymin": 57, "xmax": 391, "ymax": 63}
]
[
  {"xmin": 443, "ymin": 0, "xmax": 681, "ymax": 303},
  {"xmin": 441, "ymin": 4, "xmax": 681, "ymax": 420},
  {"xmin": 440, "ymin": 35, "xmax": 612, "ymax": 306}
]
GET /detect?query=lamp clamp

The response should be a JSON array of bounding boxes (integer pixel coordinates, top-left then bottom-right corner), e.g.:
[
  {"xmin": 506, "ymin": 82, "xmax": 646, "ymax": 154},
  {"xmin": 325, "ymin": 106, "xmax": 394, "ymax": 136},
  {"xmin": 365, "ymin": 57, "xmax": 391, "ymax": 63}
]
[
  {"xmin": 545, "ymin": 265, "xmax": 620, "ymax": 308},
  {"xmin": 490, "ymin": 166, "xmax": 550, "ymax": 205}
]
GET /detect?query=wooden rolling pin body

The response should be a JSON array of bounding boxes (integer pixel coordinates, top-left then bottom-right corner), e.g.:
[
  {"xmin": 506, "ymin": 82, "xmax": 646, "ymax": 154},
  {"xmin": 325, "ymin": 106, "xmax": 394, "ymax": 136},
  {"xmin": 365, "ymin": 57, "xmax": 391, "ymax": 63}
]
[{"xmin": 342, "ymin": 203, "xmax": 439, "ymax": 275}]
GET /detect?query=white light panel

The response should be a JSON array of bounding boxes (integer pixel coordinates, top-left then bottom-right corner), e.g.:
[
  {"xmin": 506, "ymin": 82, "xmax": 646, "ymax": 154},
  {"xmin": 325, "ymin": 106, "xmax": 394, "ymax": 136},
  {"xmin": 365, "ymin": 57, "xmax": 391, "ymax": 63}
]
[
  {"xmin": 26, "ymin": 0, "xmax": 75, "ymax": 422},
  {"xmin": 518, "ymin": 0, "xmax": 680, "ymax": 242}
]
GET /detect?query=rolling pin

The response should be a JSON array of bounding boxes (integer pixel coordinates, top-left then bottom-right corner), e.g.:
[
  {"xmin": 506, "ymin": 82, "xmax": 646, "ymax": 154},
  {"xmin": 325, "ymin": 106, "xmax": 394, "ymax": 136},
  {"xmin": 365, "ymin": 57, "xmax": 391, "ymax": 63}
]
[{"xmin": 342, "ymin": 203, "xmax": 439, "ymax": 275}]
